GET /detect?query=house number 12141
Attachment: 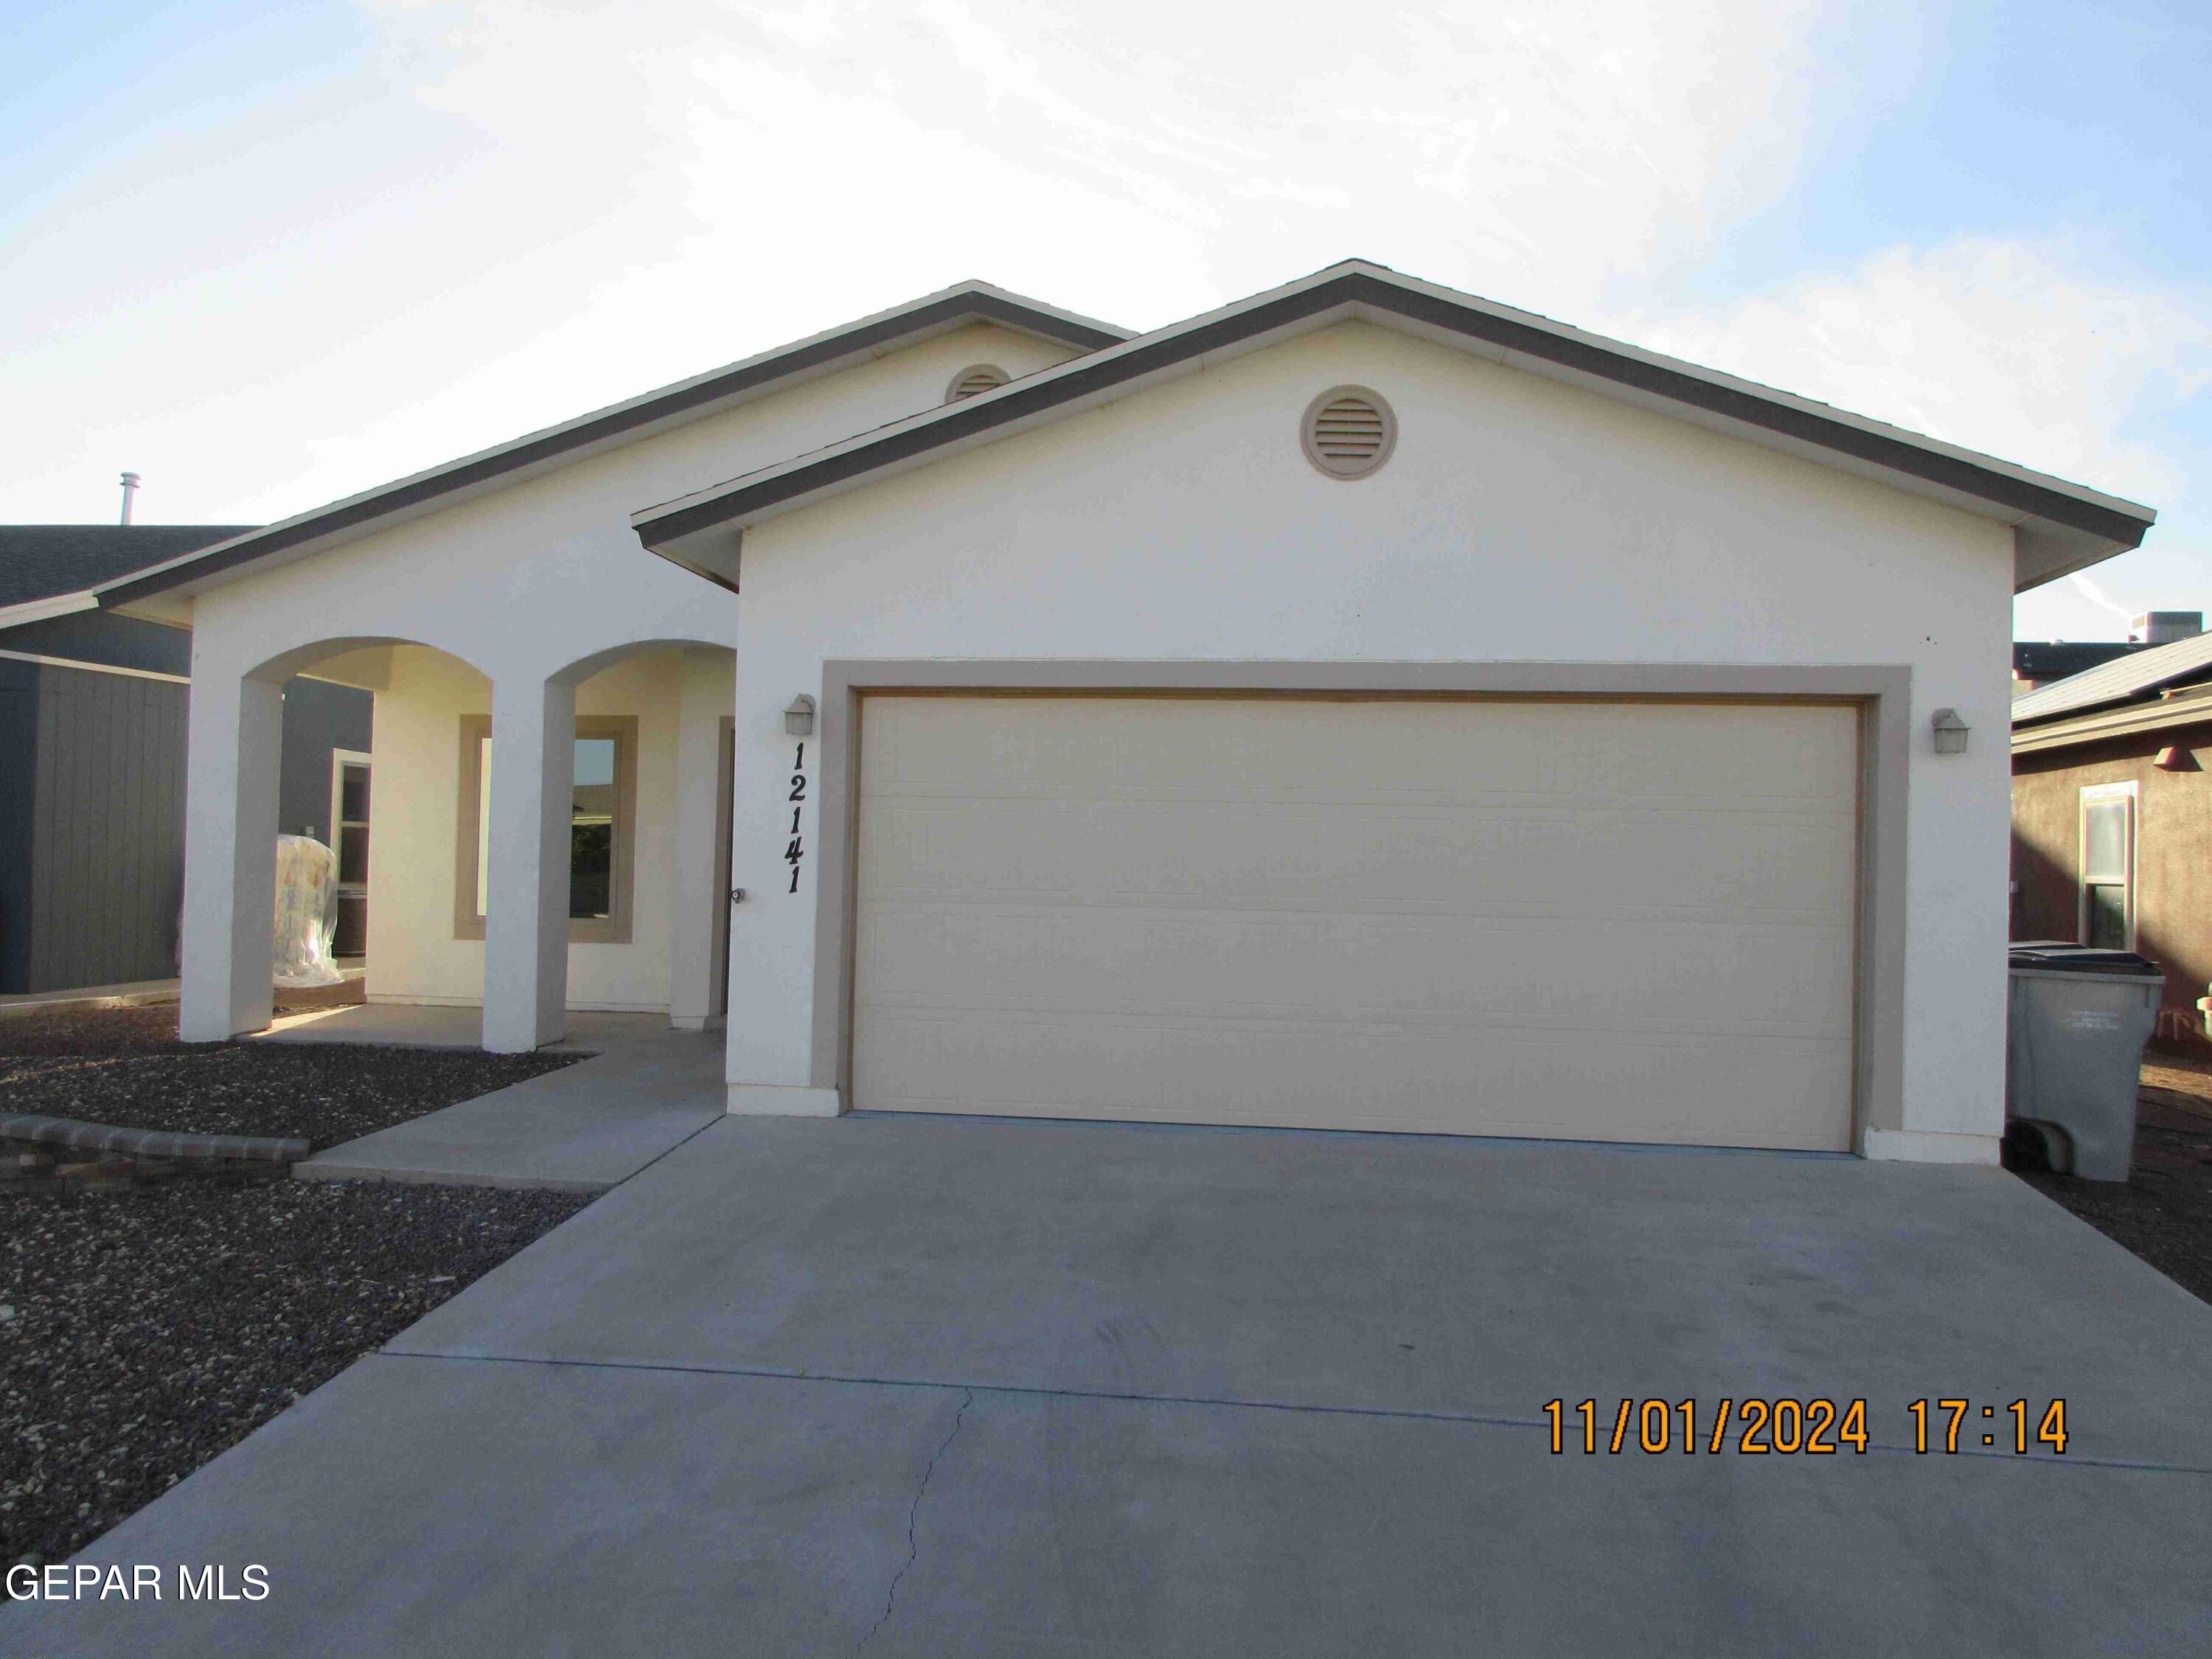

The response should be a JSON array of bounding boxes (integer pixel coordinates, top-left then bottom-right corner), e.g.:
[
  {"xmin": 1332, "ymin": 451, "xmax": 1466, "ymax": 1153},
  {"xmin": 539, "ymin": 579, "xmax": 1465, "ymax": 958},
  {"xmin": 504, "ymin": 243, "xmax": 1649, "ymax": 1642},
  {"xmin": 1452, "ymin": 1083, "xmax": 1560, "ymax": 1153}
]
[{"xmin": 785, "ymin": 742, "xmax": 807, "ymax": 894}]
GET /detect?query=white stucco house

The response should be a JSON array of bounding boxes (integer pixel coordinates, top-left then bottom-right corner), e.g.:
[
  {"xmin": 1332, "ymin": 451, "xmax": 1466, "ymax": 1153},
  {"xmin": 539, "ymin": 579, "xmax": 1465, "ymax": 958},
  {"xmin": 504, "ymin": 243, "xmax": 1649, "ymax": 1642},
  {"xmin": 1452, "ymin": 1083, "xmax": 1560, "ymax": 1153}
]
[{"xmin": 95, "ymin": 261, "xmax": 2156, "ymax": 1164}]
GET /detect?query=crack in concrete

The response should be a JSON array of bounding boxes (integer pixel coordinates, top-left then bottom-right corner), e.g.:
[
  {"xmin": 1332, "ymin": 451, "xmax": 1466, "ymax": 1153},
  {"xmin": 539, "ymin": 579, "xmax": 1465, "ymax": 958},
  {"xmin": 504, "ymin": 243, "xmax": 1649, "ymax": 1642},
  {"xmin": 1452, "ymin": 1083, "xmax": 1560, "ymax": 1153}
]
[
  {"xmin": 858, "ymin": 1387, "xmax": 972, "ymax": 1652},
  {"xmin": 378, "ymin": 1352, "xmax": 2212, "ymax": 1479}
]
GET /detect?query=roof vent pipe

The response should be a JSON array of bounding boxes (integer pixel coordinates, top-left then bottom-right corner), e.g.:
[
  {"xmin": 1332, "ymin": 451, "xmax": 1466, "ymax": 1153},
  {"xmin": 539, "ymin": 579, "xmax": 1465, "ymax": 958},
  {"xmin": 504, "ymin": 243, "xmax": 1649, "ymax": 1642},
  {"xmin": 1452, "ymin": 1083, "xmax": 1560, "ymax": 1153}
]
[{"xmin": 119, "ymin": 471, "xmax": 141, "ymax": 526}]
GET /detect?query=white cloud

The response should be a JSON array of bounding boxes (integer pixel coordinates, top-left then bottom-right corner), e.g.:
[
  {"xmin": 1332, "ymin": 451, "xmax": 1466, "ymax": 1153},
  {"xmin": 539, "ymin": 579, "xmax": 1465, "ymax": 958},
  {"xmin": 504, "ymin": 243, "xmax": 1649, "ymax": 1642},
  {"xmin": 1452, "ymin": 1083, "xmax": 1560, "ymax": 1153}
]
[
  {"xmin": 26, "ymin": 0, "xmax": 2206, "ymax": 650},
  {"xmin": 1604, "ymin": 237, "xmax": 2212, "ymax": 501},
  {"xmin": 7, "ymin": 0, "xmax": 1882, "ymax": 526},
  {"xmin": 359, "ymin": 0, "xmax": 1843, "ymax": 324},
  {"xmin": 1594, "ymin": 238, "xmax": 2212, "ymax": 636}
]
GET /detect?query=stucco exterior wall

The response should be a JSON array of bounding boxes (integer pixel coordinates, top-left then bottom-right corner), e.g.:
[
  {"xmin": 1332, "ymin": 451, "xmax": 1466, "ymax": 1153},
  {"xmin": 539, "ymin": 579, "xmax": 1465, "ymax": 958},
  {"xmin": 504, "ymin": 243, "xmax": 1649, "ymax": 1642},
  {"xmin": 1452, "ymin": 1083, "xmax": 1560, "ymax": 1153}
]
[
  {"xmin": 726, "ymin": 321, "xmax": 2019, "ymax": 1150},
  {"xmin": 366, "ymin": 645, "xmax": 698, "ymax": 1010},
  {"xmin": 181, "ymin": 322, "xmax": 1077, "ymax": 692},
  {"xmin": 2012, "ymin": 723, "xmax": 2212, "ymax": 1043},
  {"xmin": 178, "ymin": 322, "xmax": 1078, "ymax": 1038}
]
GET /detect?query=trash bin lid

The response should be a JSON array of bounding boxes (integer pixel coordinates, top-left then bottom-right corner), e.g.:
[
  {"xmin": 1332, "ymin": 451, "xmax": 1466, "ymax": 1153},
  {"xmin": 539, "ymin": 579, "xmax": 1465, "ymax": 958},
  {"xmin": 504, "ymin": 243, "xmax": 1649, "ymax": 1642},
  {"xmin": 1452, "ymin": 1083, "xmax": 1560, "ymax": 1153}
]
[{"xmin": 2007, "ymin": 941, "xmax": 2163, "ymax": 977}]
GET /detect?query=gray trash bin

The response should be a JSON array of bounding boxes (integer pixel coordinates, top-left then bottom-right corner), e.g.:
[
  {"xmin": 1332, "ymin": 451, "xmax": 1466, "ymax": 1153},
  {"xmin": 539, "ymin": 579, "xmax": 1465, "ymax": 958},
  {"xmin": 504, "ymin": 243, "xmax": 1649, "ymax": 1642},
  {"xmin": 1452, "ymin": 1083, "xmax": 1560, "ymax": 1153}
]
[{"xmin": 2006, "ymin": 942, "xmax": 2163, "ymax": 1182}]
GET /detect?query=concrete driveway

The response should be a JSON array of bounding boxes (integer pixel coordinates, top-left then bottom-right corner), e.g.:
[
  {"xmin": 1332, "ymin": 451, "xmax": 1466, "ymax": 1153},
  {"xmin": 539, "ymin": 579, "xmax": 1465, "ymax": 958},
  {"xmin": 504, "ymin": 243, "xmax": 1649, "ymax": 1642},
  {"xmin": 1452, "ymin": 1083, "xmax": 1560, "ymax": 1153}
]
[{"xmin": 9, "ymin": 1114, "xmax": 2212, "ymax": 1655}]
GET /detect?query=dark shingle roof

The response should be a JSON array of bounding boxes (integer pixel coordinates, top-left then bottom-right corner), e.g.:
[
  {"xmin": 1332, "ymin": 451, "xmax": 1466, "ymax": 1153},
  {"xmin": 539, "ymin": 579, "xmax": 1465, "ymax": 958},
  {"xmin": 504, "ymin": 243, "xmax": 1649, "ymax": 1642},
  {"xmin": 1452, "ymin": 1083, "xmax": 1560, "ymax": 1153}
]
[{"xmin": 0, "ymin": 526, "xmax": 255, "ymax": 609}]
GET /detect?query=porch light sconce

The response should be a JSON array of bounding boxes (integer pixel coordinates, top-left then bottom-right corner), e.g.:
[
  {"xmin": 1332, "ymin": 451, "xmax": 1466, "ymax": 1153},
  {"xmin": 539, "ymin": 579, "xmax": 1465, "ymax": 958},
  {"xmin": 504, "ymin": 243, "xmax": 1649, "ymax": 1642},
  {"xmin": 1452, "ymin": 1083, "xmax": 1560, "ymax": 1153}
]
[
  {"xmin": 1930, "ymin": 708, "xmax": 1969, "ymax": 754},
  {"xmin": 784, "ymin": 694, "xmax": 817, "ymax": 738}
]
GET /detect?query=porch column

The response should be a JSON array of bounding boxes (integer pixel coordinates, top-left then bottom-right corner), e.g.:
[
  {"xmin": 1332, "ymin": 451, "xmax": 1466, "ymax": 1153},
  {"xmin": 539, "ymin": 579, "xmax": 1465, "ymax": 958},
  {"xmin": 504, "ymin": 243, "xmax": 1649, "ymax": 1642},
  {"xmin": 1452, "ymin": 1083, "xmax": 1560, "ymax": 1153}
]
[
  {"xmin": 178, "ymin": 672, "xmax": 282, "ymax": 1041},
  {"xmin": 482, "ymin": 676, "xmax": 575, "ymax": 1053},
  {"xmin": 667, "ymin": 649, "xmax": 728, "ymax": 1031}
]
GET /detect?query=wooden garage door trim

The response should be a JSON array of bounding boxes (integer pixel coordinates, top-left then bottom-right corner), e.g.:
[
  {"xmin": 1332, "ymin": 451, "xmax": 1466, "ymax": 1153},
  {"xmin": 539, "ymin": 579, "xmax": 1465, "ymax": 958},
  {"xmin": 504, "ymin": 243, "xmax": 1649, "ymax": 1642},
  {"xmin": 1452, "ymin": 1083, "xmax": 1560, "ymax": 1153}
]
[{"xmin": 810, "ymin": 661, "xmax": 1913, "ymax": 1151}]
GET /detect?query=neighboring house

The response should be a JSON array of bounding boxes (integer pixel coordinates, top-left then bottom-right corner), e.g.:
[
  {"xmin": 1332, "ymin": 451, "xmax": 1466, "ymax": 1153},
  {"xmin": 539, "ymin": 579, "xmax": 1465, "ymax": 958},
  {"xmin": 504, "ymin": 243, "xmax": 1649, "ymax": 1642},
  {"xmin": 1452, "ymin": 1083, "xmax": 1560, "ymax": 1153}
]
[
  {"xmin": 2009, "ymin": 611, "xmax": 2199, "ymax": 698},
  {"xmin": 81, "ymin": 262, "xmax": 2157, "ymax": 1166},
  {"xmin": 2011, "ymin": 622, "xmax": 2212, "ymax": 1046},
  {"xmin": 0, "ymin": 526, "xmax": 372, "ymax": 994},
  {"xmin": 2014, "ymin": 641, "xmax": 2140, "ymax": 698}
]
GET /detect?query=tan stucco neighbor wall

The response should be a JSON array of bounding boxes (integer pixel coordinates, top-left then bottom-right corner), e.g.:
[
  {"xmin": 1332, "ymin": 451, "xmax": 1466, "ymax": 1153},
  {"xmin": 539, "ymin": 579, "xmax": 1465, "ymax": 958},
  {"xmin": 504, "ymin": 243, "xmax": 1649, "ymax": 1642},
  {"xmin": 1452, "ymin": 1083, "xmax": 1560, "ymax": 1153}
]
[{"xmin": 2012, "ymin": 720, "xmax": 2212, "ymax": 1043}]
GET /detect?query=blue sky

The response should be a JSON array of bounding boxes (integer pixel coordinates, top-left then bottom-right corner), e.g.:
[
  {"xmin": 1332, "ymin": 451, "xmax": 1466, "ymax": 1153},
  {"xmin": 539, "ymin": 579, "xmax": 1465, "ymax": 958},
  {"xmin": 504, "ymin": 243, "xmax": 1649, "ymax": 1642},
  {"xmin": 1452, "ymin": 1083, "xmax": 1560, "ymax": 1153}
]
[{"xmin": 4, "ymin": 0, "xmax": 2207, "ymax": 641}]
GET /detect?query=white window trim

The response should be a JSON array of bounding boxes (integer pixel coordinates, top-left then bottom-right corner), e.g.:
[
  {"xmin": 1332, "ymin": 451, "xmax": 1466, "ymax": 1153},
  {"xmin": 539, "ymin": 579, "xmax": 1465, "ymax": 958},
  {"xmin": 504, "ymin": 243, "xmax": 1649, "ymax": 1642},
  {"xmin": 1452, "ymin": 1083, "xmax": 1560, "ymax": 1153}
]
[{"xmin": 2077, "ymin": 780, "xmax": 2138, "ymax": 950}]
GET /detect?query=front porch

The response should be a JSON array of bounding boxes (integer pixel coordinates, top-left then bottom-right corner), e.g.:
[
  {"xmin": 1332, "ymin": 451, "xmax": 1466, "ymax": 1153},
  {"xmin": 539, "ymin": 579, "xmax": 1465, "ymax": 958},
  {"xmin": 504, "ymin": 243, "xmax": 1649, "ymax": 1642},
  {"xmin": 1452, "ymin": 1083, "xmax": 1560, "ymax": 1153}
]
[
  {"xmin": 251, "ymin": 1004, "xmax": 679, "ymax": 1052},
  {"xmin": 182, "ymin": 636, "xmax": 738, "ymax": 1054}
]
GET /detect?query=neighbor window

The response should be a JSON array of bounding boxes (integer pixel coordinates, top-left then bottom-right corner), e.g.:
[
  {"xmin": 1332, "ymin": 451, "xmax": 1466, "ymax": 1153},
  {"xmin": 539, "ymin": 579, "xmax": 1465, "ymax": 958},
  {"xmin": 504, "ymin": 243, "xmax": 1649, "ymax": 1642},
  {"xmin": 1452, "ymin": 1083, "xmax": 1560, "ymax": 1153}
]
[
  {"xmin": 456, "ymin": 714, "xmax": 636, "ymax": 943},
  {"xmin": 2079, "ymin": 782, "xmax": 2136, "ymax": 951}
]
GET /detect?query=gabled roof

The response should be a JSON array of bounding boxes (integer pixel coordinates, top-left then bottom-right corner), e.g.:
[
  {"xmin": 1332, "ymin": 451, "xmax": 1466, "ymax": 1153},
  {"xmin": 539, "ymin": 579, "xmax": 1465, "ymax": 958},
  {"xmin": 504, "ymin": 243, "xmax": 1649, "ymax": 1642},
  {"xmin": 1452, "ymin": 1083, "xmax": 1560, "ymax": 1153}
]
[
  {"xmin": 95, "ymin": 282, "xmax": 1127, "ymax": 612},
  {"xmin": 0, "ymin": 526, "xmax": 254, "ymax": 624},
  {"xmin": 2013, "ymin": 628, "xmax": 2212, "ymax": 726},
  {"xmin": 632, "ymin": 260, "xmax": 2156, "ymax": 595}
]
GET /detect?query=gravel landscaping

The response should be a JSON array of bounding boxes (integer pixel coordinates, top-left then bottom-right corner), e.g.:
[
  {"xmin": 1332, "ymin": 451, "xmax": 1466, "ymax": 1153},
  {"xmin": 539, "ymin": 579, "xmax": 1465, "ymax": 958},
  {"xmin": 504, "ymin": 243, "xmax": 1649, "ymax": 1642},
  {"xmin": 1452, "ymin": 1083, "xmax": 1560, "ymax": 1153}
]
[
  {"xmin": 0, "ymin": 1003, "xmax": 583, "ymax": 1151},
  {"xmin": 2010, "ymin": 1052, "xmax": 2212, "ymax": 1307},
  {"xmin": 1, "ymin": 1178, "xmax": 590, "ymax": 1571},
  {"xmin": 0, "ymin": 998, "xmax": 602, "ymax": 1568}
]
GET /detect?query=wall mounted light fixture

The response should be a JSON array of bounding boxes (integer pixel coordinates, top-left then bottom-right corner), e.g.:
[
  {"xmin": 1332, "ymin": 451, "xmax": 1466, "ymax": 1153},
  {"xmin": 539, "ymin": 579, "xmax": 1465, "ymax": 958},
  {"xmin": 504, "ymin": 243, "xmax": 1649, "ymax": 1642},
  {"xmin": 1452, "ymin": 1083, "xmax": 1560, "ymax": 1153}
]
[
  {"xmin": 785, "ymin": 695, "xmax": 818, "ymax": 738},
  {"xmin": 1930, "ymin": 708, "xmax": 1969, "ymax": 754}
]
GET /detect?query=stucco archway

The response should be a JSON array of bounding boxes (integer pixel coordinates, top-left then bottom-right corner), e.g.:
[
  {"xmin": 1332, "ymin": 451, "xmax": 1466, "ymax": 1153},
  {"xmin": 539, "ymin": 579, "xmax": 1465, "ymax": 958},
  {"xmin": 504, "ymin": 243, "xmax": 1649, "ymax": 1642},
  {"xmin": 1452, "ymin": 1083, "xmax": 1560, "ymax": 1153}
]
[{"xmin": 181, "ymin": 636, "xmax": 492, "ymax": 1043}]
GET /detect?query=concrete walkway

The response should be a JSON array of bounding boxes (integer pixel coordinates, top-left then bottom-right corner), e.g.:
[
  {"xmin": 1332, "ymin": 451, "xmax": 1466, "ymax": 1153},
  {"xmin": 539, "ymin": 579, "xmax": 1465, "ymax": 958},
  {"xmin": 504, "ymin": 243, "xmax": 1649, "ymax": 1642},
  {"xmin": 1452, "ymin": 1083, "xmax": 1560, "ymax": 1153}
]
[
  {"xmin": 291, "ymin": 1027, "xmax": 724, "ymax": 1192},
  {"xmin": 10, "ymin": 1117, "xmax": 2212, "ymax": 1654}
]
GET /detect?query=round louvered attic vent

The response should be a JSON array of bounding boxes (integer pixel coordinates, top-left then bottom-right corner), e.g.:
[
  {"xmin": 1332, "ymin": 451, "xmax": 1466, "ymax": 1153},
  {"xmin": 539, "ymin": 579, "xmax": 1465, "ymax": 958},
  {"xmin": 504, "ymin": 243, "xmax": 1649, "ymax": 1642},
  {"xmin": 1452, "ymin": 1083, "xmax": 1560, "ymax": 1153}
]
[
  {"xmin": 947, "ymin": 364, "xmax": 1011, "ymax": 401},
  {"xmin": 1300, "ymin": 387, "xmax": 1397, "ymax": 479}
]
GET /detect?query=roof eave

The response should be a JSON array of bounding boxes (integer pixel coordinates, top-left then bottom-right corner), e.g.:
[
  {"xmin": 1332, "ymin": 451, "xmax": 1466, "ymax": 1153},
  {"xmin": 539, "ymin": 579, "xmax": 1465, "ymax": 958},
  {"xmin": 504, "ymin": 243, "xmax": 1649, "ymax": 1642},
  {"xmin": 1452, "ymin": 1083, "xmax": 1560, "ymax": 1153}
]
[
  {"xmin": 0, "ymin": 589, "xmax": 99, "ymax": 631},
  {"xmin": 632, "ymin": 262, "xmax": 2158, "ymax": 582},
  {"xmin": 96, "ymin": 283, "xmax": 1127, "ymax": 611},
  {"xmin": 2013, "ymin": 692, "xmax": 2212, "ymax": 755}
]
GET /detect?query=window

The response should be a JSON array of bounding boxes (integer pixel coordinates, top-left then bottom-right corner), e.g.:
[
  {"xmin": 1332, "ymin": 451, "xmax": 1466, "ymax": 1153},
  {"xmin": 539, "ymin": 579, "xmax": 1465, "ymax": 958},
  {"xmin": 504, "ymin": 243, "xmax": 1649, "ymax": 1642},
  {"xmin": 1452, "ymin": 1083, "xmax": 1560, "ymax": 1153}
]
[
  {"xmin": 2079, "ymin": 782, "xmax": 2136, "ymax": 950},
  {"xmin": 329, "ymin": 751, "xmax": 371, "ymax": 958},
  {"xmin": 456, "ymin": 714, "xmax": 636, "ymax": 943}
]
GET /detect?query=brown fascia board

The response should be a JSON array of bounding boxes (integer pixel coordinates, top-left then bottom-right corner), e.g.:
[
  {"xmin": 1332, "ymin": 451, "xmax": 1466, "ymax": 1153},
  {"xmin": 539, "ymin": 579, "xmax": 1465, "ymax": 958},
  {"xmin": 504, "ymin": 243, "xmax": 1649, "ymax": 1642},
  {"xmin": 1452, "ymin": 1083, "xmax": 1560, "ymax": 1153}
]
[
  {"xmin": 633, "ymin": 269, "xmax": 2157, "ymax": 566},
  {"xmin": 95, "ymin": 289, "xmax": 1126, "ymax": 611}
]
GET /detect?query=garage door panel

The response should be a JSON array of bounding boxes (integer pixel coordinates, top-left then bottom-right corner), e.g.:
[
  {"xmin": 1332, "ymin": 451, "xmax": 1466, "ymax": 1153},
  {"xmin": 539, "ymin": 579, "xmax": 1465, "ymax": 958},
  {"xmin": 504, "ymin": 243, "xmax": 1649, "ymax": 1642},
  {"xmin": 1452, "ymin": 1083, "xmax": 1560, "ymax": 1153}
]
[
  {"xmin": 865, "ymin": 695, "xmax": 1856, "ymax": 809},
  {"xmin": 860, "ymin": 902, "xmax": 1851, "ymax": 1039},
  {"xmin": 866, "ymin": 796, "xmax": 1854, "ymax": 923},
  {"xmin": 854, "ymin": 695, "xmax": 1858, "ymax": 1150},
  {"xmin": 855, "ymin": 1010, "xmax": 1851, "ymax": 1151}
]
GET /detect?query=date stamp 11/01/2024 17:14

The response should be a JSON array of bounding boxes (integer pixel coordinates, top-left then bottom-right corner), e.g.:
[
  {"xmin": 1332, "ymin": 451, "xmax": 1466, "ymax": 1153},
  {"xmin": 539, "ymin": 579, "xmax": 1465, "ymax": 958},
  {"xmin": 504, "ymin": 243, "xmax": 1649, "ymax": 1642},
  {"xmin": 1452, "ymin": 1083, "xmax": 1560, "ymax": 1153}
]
[{"xmin": 1544, "ymin": 1398, "xmax": 2070, "ymax": 1457}]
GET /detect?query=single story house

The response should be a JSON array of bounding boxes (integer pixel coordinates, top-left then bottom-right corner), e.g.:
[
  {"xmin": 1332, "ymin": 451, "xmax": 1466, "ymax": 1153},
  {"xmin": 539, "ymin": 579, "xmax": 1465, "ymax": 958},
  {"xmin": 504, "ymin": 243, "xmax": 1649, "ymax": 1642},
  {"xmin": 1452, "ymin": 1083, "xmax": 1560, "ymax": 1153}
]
[
  {"xmin": 82, "ymin": 262, "xmax": 2156, "ymax": 1163},
  {"xmin": 2011, "ymin": 626, "xmax": 2212, "ymax": 1045},
  {"xmin": 0, "ymin": 526, "xmax": 373, "ymax": 994}
]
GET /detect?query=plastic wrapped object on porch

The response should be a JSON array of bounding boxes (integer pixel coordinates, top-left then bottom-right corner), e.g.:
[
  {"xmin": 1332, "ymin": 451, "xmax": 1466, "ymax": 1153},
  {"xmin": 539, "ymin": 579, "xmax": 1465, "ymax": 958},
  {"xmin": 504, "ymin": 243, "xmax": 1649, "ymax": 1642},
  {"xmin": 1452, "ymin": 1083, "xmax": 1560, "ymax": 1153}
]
[{"xmin": 274, "ymin": 834, "xmax": 343, "ymax": 989}]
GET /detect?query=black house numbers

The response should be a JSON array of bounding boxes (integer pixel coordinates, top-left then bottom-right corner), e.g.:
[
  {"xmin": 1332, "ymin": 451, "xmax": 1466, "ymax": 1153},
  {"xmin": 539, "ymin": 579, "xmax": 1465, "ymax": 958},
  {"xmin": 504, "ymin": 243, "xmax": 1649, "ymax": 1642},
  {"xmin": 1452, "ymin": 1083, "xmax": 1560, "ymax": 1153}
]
[{"xmin": 785, "ymin": 741, "xmax": 807, "ymax": 894}]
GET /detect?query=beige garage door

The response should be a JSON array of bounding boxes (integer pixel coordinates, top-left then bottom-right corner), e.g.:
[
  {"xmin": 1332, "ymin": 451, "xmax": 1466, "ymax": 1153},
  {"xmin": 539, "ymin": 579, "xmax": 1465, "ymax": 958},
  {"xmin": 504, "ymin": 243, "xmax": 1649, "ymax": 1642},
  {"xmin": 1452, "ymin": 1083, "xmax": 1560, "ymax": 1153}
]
[{"xmin": 852, "ymin": 695, "xmax": 1859, "ymax": 1150}]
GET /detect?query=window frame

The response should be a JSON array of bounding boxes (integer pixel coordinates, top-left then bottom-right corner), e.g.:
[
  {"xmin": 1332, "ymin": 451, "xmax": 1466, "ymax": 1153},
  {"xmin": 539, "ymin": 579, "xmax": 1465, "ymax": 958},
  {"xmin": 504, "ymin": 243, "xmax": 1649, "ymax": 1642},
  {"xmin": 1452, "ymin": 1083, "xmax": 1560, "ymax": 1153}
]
[
  {"xmin": 2076, "ymin": 780, "xmax": 2138, "ymax": 951},
  {"xmin": 327, "ymin": 748, "xmax": 372, "ymax": 892},
  {"xmin": 328, "ymin": 748, "xmax": 372, "ymax": 959},
  {"xmin": 454, "ymin": 713, "xmax": 638, "ymax": 945}
]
